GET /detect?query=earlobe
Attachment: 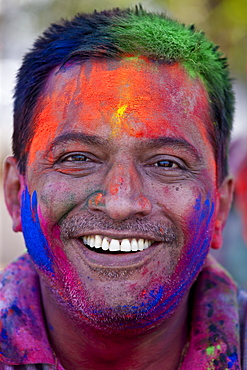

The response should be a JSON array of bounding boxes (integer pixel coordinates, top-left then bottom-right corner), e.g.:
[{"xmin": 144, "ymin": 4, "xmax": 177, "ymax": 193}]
[
  {"xmin": 3, "ymin": 156, "xmax": 25, "ymax": 232},
  {"xmin": 211, "ymin": 176, "xmax": 234, "ymax": 250}
]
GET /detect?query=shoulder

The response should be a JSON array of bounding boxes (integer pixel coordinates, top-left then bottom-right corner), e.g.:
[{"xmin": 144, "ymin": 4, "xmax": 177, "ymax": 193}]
[
  {"xmin": 0, "ymin": 254, "xmax": 51, "ymax": 365},
  {"xmin": 0, "ymin": 254, "xmax": 38, "ymax": 303}
]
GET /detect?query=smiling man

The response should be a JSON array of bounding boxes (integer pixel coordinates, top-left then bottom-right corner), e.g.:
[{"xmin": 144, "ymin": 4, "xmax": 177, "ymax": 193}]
[{"xmin": 1, "ymin": 6, "xmax": 246, "ymax": 370}]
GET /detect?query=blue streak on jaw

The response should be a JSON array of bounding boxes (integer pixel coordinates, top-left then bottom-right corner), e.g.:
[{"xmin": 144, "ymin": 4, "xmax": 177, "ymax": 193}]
[{"xmin": 21, "ymin": 186, "xmax": 54, "ymax": 272}]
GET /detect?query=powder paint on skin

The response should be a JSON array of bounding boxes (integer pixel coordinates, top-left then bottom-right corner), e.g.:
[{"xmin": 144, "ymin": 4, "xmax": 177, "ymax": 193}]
[
  {"xmin": 23, "ymin": 57, "xmax": 218, "ymax": 332},
  {"xmin": 42, "ymin": 224, "xmax": 90, "ymax": 315},
  {"xmin": 21, "ymin": 186, "xmax": 54, "ymax": 272},
  {"xmin": 35, "ymin": 58, "xmax": 209, "ymax": 137},
  {"xmin": 28, "ymin": 73, "xmax": 78, "ymax": 167},
  {"xmin": 27, "ymin": 58, "xmax": 216, "ymax": 180},
  {"xmin": 86, "ymin": 190, "xmax": 106, "ymax": 208},
  {"xmin": 21, "ymin": 190, "xmax": 216, "ymax": 335},
  {"xmin": 100, "ymin": 58, "xmax": 214, "ymax": 176},
  {"xmin": 21, "ymin": 188, "xmax": 94, "ymax": 318},
  {"xmin": 111, "ymin": 103, "xmax": 128, "ymax": 137},
  {"xmin": 109, "ymin": 170, "xmax": 125, "ymax": 196},
  {"xmin": 90, "ymin": 196, "xmax": 215, "ymax": 331},
  {"xmin": 92, "ymin": 286, "xmax": 164, "ymax": 318},
  {"xmin": 109, "ymin": 183, "xmax": 120, "ymax": 196},
  {"xmin": 146, "ymin": 196, "xmax": 215, "ymax": 327},
  {"xmin": 28, "ymin": 200, "xmax": 94, "ymax": 319}
]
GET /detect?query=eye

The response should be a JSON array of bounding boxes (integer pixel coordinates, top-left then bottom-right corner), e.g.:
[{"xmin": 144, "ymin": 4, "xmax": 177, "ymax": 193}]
[
  {"xmin": 60, "ymin": 153, "xmax": 91, "ymax": 163},
  {"xmin": 54, "ymin": 151, "xmax": 101, "ymax": 176},
  {"xmin": 154, "ymin": 160, "xmax": 179, "ymax": 168}
]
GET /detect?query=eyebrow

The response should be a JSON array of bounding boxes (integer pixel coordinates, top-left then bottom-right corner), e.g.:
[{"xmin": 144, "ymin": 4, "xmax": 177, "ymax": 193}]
[
  {"xmin": 49, "ymin": 131, "xmax": 201, "ymax": 160},
  {"xmin": 139, "ymin": 137, "xmax": 201, "ymax": 161},
  {"xmin": 49, "ymin": 132, "xmax": 109, "ymax": 150}
]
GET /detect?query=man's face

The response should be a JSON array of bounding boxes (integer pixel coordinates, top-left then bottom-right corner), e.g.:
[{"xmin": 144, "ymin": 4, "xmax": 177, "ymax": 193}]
[{"xmin": 22, "ymin": 57, "xmax": 217, "ymax": 333}]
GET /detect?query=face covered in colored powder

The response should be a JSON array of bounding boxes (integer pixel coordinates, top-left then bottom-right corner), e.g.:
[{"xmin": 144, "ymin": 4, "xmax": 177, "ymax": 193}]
[{"xmin": 21, "ymin": 56, "xmax": 219, "ymax": 334}]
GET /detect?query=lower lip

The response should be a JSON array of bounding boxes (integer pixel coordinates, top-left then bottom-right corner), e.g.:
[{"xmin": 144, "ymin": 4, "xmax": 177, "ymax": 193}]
[{"xmin": 73, "ymin": 238, "xmax": 162, "ymax": 269}]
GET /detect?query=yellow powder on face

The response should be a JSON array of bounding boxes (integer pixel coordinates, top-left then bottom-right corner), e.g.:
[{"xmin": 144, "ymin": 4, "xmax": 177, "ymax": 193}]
[{"xmin": 110, "ymin": 104, "xmax": 128, "ymax": 137}]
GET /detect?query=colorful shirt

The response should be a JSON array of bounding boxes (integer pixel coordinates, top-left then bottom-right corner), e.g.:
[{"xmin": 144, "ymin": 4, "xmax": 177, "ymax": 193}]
[{"xmin": 0, "ymin": 253, "xmax": 246, "ymax": 369}]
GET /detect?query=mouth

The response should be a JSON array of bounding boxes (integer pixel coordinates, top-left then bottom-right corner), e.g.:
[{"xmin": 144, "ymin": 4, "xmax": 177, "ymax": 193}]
[
  {"xmin": 71, "ymin": 232, "xmax": 170, "ymax": 269},
  {"xmin": 81, "ymin": 235, "xmax": 154, "ymax": 253}
]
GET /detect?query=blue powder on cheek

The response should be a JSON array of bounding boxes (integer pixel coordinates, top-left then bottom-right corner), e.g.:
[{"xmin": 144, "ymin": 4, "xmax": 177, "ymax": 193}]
[
  {"xmin": 21, "ymin": 187, "xmax": 54, "ymax": 272},
  {"xmin": 194, "ymin": 195, "xmax": 215, "ymax": 226},
  {"xmin": 1, "ymin": 328, "xmax": 8, "ymax": 340},
  {"xmin": 194, "ymin": 196, "xmax": 202, "ymax": 211}
]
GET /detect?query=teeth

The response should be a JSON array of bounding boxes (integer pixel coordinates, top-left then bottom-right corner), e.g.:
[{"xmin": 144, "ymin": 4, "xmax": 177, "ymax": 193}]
[
  {"xmin": 121, "ymin": 239, "xmax": 131, "ymax": 252},
  {"xmin": 131, "ymin": 239, "xmax": 138, "ymax": 251},
  {"xmin": 109, "ymin": 239, "xmax": 120, "ymax": 251},
  {"xmin": 138, "ymin": 238, "xmax": 144, "ymax": 251},
  {"xmin": 144, "ymin": 240, "xmax": 150, "ymax": 249},
  {"xmin": 89, "ymin": 236, "xmax": 95, "ymax": 248},
  {"xmin": 95, "ymin": 235, "xmax": 102, "ymax": 248},
  {"xmin": 82, "ymin": 235, "xmax": 154, "ymax": 253},
  {"xmin": 102, "ymin": 238, "xmax": 109, "ymax": 251}
]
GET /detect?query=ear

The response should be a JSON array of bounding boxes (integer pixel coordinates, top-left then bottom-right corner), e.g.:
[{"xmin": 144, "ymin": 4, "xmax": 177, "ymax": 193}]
[
  {"xmin": 3, "ymin": 156, "xmax": 25, "ymax": 232},
  {"xmin": 211, "ymin": 176, "xmax": 234, "ymax": 250}
]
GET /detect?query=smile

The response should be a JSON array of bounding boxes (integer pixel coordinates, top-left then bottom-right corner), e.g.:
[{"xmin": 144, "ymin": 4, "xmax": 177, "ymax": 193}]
[{"xmin": 82, "ymin": 235, "xmax": 154, "ymax": 252}]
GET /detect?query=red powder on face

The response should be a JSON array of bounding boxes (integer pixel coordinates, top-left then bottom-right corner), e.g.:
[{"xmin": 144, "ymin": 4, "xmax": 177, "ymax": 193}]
[
  {"xmin": 94, "ymin": 192, "xmax": 104, "ymax": 206},
  {"xmin": 88, "ymin": 192, "xmax": 105, "ymax": 208},
  {"xmin": 28, "ymin": 70, "xmax": 78, "ymax": 167},
  {"xmin": 28, "ymin": 57, "xmax": 216, "ymax": 177},
  {"xmin": 141, "ymin": 289, "xmax": 147, "ymax": 297},
  {"xmin": 109, "ymin": 184, "xmax": 120, "ymax": 196}
]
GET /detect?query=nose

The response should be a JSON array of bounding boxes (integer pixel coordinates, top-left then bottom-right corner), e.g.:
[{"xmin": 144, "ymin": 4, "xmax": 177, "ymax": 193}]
[{"xmin": 88, "ymin": 162, "xmax": 152, "ymax": 221}]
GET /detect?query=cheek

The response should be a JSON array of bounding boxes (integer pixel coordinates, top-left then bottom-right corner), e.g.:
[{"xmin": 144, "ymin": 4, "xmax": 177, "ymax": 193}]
[
  {"xmin": 180, "ymin": 193, "xmax": 216, "ymax": 270},
  {"xmin": 40, "ymin": 185, "xmax": 76, "ymax": 218},
  {"xmin": 164, "ymin": 193, "xmax": 216, "ymax": 314},
  {"xmin": 157, "ymin": 182, "xmax": 216, "ymax": 271},
  {"xmin": 33, "ymin": 177, "xmax": 88, "ymax": 223},
  {"xmin": 157, "ymin": 183, "xmax": 200, "ymax": 220}
]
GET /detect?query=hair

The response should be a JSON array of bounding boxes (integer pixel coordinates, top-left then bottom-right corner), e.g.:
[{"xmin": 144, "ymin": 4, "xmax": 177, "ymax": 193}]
[{"xmin": 13, "ymin": 5, "xmax": 234, "ymax": 183}]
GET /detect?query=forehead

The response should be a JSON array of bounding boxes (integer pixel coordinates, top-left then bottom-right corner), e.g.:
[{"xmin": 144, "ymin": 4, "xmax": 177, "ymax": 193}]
[{"xmin": 29, "ymin": 56, "xmax": 214, "ymax": 166}]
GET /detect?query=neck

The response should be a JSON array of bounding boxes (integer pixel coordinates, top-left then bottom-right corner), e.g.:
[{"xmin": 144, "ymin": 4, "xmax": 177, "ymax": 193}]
[{"xmin": 41, "ymin": 283, "xmax": 189, "ymax": 370}]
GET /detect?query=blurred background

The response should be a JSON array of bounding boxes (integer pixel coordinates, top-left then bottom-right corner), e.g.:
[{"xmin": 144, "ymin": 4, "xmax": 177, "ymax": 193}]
[{"xmin": 1, "ymin": 0, "xmax": 247, "ymax": 285}]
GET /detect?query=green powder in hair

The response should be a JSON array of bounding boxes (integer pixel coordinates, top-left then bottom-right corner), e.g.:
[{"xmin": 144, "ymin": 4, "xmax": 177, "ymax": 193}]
[{"xmin": 108, "ymin": 8, "xmax": 231, "ymax": 101}]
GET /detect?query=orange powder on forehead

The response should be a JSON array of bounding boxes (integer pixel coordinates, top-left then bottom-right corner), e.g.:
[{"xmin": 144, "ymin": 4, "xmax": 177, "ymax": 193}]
[
  {"xmin": 68, "ymin": 58, "xmax": 161, "ymax": 138},
  {"xmin": 27, "ymin": 58, "xmax": 216, "ymax": 178},
  {"xmin": 28, "ymin": 72, "xmax": 78, "ymax": 167}
]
